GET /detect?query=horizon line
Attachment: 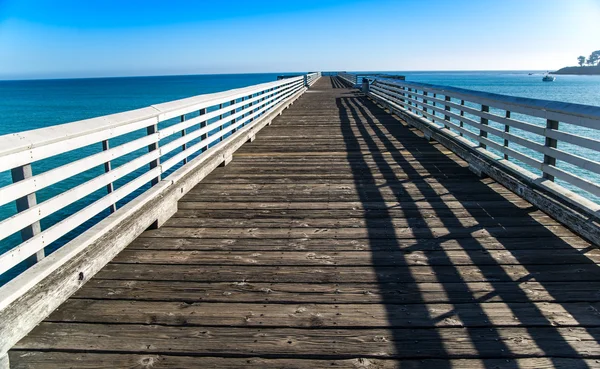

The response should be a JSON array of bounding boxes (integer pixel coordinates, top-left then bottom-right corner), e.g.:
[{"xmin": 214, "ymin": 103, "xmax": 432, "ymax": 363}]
[{"xmin": 0, "ymin": 69, "xmax": 560, "ymax": 82}]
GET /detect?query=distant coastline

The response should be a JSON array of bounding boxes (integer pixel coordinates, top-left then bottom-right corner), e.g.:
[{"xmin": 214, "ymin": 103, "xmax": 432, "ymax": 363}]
[{"xmin": 551, "ymin": 66, "xmax": 600, "ymax": 75}]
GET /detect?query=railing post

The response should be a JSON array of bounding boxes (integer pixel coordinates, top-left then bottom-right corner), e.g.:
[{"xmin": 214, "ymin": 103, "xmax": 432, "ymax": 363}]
[
  {"xmin": 431, "ymin": 93, "xmax": 437, "ymax": 123},
  {"xmin": 218, "ymin": 103, "xmax": 224, "ymax": 142},
  {"xmin": 231, "ymin": 98, "xmax": 239, "ymax": 134},
  {"xmin": 11, "ymin": 164, "xmax": 44, "ymax": 262},
  {"xmin": 479, "ymin": 105, "xmax": 489, "ymax": 149},
  {"xmin": 304, "ymin": 74, "xmax": 308, "ymax": 87},
  {"xmin": 459, "ymin": 100, "xmax": 465, "ymax": 137},
  {"xmin": 248, "ymin": 94, "xmax": 254, "ymax": 123},
  {"xmin": 543, "ymin": 119, "xmax": 559, "ymax": 181},
  {"xmin": 407, "ymin": 88, "xmax": 413, "ymax": 112},
  {"xmin": 199, "ymin": 108, "xmax": 207, "ymax": 153},
  {"xmin": 146, "ymin": 123, "xmax": 160, "ymax": 186},
  {"xmin": 254, "ymin": 92, "xmax": 260, "ymax": 119},
  {"xmin": 503, "ymin": 111, "xmax": 511, "ymax": 160},
  {"xmin": 444, "ymin": 95, "xmax": 451, "ymax": 129},
  {"xmin": 180, "ymin": 115, "xmax": 188, "ymax": 165},
  {"xmin": 422, "ymin": 91, "xmax": 428, "ymax": 117},
  {"xmin": 230, "ymin": 99, "xmax": 236, "ymax": 131},
  {"xmin": 263, "ymin": 89, "xmax": 269, "ymax": 118},
  {"xmin": 101, "ymin": 140, "xmax": 117, "ymax": 213},
  {"xmin": 243, "ymin": 96, "xmax": 248, "ymax": 125}
]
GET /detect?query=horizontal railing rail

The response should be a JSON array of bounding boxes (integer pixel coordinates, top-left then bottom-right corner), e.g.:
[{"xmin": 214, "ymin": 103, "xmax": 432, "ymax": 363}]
[
  {"xmin": 0, "ymin": 75, "xmax": 307, "ymax": 297},
  {"xmin": 368, "ymin": 78, "xmax": 600, "ymax": 218},
  {"xmin": 337, "ymin": 73, "xmax": 405, "ymax": 88}
]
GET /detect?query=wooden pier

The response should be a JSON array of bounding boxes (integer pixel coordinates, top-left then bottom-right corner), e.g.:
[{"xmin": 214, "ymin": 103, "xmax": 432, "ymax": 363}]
[{"xmin": 6, "ymin": 77, "xmax": 600, "ymax": 368}]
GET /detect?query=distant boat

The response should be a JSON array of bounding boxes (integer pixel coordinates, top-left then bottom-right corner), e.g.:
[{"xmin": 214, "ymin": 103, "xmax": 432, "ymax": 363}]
[
  {"xmin": 542, "ymin": 74, "xmax": 555, "ymax": 82},
  {"xmin": 528, "ymin": 73, "xmax": 534, "ymax": 75}
]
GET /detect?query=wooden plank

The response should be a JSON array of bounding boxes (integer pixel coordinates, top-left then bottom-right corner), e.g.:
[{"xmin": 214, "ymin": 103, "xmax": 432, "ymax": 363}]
[
  {"xmin": 95, "ymin": 264, "xmax": 600, "ymax": 283},
  {"xmin": 47, "ymin": 299, "xmax": 600, "ymax": 328},
  {"xmin": 129, "ymin": 236, "xmax": 591, "ymax": 251},
  {"xmin": 111, "ymin": 249, "xmax": 600, "ymax": 266},
  {"xmin": 180, "ymin": 192, "xmax": 528, "ymax": 203},
  {"xmin": 72, "ymin": 279, "xmax": 600, "ymax": 304},
  {"xmin": 177, "ymin": 200, "xmax": 535, "ymax": 210},
  {"xmin": 200, "ymin": 167, "xmax": 473, "ymax": 174},
  {"xmin": 170, "ymin": 207, "xmax": 552, "ymax": 220},
  {"xmin": 186, "ymin": 182, "xmax": 515, "ymax": 195},
  {"xmin": 9, "ymin": 352, "xmax": 597, "ymax": 369},
  {"xmin": 14, "ymin": 323, "xmax": 600, "ymax": 359},
  {"xmin": 222, "ymin": 159, "xmax": 470, "ymax": 166},
  {"xmin": 228, "ymin": 152, "xmax": 466, "ymax": 159},
  {"xmin": 140, "ymin": 225, "xmax": 578, "ymax": 240},
  {"xmin": 188, "ymin": 178, "xmax": 489, "ymax": 188},
  {"xmin": 162, "ymin": 215, "xmax": 561, "ymax": 228},
  {"xmin": 195, "ymin": 177, "xmax": 494, "ymax": 184}
]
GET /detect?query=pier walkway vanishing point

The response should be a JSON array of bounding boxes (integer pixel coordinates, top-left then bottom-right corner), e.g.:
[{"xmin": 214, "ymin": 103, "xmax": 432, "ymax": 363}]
[{"xmin": 4, "ymin": 76, "xmax": 600, "ymax": 368}]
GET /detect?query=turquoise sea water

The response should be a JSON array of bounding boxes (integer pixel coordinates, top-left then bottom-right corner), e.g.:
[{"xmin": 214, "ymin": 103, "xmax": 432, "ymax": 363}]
[{"xmin": 0, "ymin": 71, "xmax": 598, "ymax": 284}]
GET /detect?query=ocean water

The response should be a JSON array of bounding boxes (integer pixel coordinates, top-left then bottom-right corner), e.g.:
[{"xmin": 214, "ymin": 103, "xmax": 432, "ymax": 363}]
[{"xmin": 0, "ymin": 71, "xmax": 598, "ymax": 285}]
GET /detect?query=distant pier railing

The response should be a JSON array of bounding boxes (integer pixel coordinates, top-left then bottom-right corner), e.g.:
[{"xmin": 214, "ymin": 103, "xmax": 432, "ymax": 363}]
[
  {"xmin": 0, "ymin": 74, "xmax": 314, "ymax": 349},
  {"xmin": 338, "ymin": 72, "xmax": 357, "ymax": 87},
  {"xmin": 306, "ymin": 72, "xmax": 322, "ymax": 86},
  {"xmin": 365, "ymin": 77, "xmax": 600, "ymax": 238},
  {"xmin": 337, "ymin": 73, "xmax": 405, "ymax": 88},
  {"xmin": 277, "ymin": 72, "xmax": 321, "ymax": 87}
]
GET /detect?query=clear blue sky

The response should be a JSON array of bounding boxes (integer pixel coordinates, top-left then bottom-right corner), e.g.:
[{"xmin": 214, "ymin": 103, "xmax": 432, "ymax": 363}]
[{"xmin": 0, "ymin": 0, "xmax": 599, "ymax": 79}]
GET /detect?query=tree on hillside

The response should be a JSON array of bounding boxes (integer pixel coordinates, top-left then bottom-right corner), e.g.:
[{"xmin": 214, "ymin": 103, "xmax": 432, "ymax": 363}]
[
  {"xmin": 578, "ymin": 56, "xmax": 586, "ymax": 66},
  {"xmin": 587, "ymin": 50, "xmax": 600, "ymax": 66}
]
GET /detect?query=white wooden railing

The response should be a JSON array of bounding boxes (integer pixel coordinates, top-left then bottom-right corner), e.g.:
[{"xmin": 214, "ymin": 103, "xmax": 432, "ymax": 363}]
[
  {"xmin": 338, "ymin": 72, "xmax": 357, "ymax": 87},
  {"xmin": 306, "ymin": 72, "xmax": 322, "ymax": 86},
  {"xmin": 368, "ymin": 78, "xmax": 600, "ymax": 218},
  {"xmin": 0, "ymin": 75, "xmax": 306, "ymax": 296}
]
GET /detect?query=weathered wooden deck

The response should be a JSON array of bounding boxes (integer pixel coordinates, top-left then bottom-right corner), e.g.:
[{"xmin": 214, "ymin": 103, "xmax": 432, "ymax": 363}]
[{"xmin": 9, "ymin": 77, "xmax": 600, "ymax": 368}]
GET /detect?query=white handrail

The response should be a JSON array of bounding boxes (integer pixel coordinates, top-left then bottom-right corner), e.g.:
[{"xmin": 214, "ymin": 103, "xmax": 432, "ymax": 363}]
[
  {"xmin": 0, "ymin": 75, "xmax": 308, "ymax": 283},
  {"xmin": 368, "ymin": 78, "xmax": 600, "ymax": 215}
]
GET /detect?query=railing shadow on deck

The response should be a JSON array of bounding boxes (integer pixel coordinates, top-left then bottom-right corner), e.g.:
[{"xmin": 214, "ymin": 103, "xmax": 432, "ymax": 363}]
[
  {"xmin": 330, "ymin": 76, "xmax": 346, "ymax": 89},
  {"xmin": 336, "ymin": 92, "xmax": 599, "ymax": 367}
]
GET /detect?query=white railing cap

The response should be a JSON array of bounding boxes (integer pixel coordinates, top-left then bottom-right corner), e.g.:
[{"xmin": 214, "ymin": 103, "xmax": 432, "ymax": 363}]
[{"xmin": 0, "ymin": 107, "xmax": 158, "ymax": 158}]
